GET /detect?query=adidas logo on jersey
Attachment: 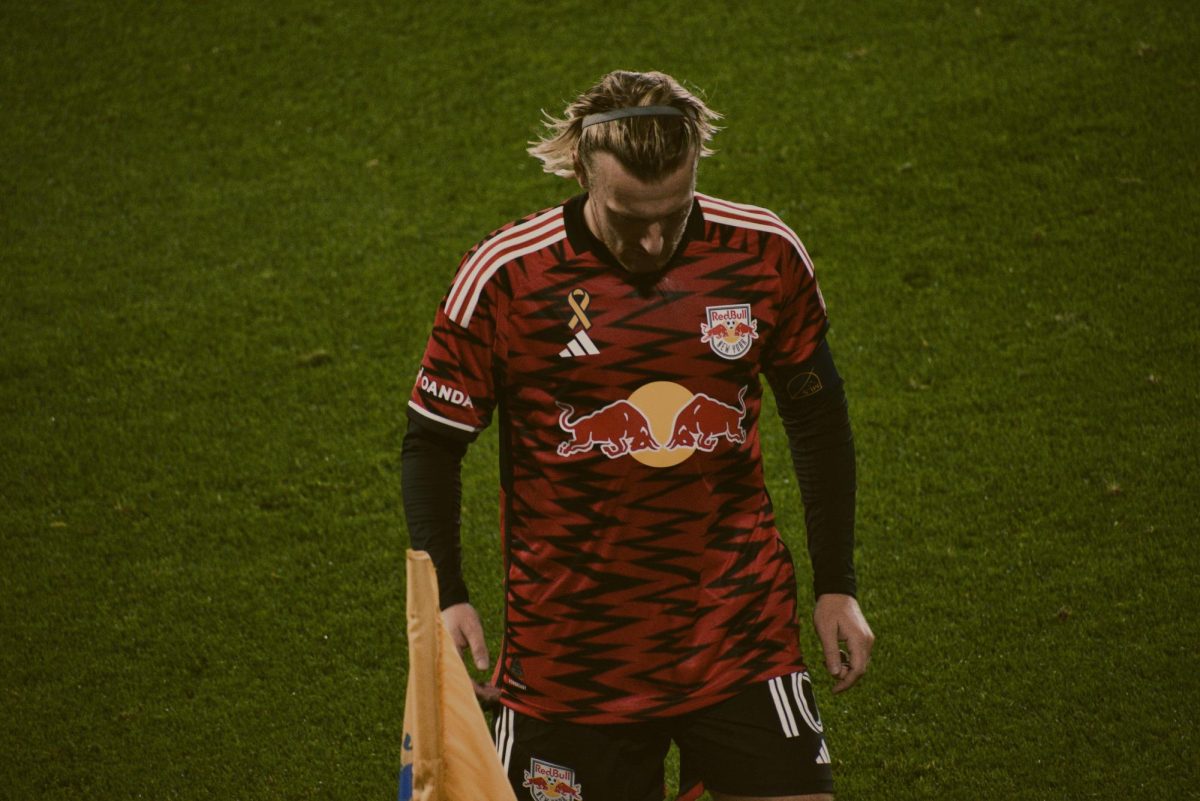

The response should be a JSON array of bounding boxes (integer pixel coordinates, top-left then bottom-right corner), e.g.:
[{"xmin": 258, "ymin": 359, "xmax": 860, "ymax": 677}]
[{"xmin": 559, "ymin": 329, "xmax": 599, "ymax": 358}]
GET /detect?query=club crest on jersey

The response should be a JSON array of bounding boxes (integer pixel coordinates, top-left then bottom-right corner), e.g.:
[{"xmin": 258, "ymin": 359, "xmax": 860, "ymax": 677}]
[
  {"xmin": 523, "ymin": 759, "xmax": 582, "ymax": 801},
  {"xmin": 700, "ymin": 304, "xmax": 758, "ymax": 360}
]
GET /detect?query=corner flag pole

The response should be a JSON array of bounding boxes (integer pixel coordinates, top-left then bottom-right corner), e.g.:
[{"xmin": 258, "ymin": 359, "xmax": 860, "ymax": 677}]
[{"xmin": 399, "ymin": 550, "xmax": 516, "ymax": 801}]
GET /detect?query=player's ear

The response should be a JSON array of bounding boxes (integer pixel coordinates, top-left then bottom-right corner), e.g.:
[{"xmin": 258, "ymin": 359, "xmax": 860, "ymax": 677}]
[{"xmin": 573, "ymin": 152, "xmax": 589, "ymax": 190}]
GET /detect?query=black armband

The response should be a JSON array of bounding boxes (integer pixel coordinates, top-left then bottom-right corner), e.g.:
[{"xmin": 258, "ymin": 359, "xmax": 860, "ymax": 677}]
[
  {"xmin": 401, "ymin": 416, "xmax": 471, "ymax": 609},
  {"xmin": 766, "ymin": 339, "xmax": 858, "ymax": 599}
]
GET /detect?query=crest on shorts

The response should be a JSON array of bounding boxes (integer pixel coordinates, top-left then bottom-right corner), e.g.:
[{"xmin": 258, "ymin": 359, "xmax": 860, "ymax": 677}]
[
  {"xmin": 700, "ymin": 303, "xmax": 758, "ymax": 360},
  {"xmin": 522, "ymin": 758, "xmax": 583, "ymax": 801}
]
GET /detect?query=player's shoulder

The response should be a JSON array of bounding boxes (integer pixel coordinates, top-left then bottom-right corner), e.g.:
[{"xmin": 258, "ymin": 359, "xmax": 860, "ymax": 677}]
[
  {"xmin": 696, "ymin": 192, "xmax": 786, "ymax": 222},
  {"xmin": 696, "ymin": 193, "xmax": 809, "ymax": 259},
  {"xmin": 444, "ymin": 201, "xmax": 568, "ymax": 327},
  {"xmin": 468, "ymin": 202, "xmax": 567, "ymax": 257}
]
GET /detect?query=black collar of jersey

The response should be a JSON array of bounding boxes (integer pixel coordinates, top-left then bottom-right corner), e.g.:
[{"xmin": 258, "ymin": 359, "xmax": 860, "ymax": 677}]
[{"xmin": 563, "ymin": 193, "xmax": 705, "ymax": 281}]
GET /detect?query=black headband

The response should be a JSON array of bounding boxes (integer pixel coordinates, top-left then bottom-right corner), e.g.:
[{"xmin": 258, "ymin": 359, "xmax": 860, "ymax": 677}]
[{"xmin": 581, "ymin": 105, "xmax": 685, "ymax": 129}]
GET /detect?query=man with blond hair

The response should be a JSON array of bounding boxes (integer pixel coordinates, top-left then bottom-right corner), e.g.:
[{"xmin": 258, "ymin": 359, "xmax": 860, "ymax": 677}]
[{"xmin": 402, "ymin": 70, "xmax": 874, "ymax": 801}]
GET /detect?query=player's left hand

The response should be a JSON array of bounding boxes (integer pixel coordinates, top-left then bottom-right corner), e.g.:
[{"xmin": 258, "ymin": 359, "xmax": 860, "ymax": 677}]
[
  {"xmin": 812, "ymin": 593, "xmax": 874, "ymax": 694},
  {"xmin": 441, "ymin": 602, "xmax": 501, "ymax": 707}
]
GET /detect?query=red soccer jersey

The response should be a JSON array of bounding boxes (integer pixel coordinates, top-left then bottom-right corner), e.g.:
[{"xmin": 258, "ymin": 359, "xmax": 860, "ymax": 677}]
[{"xmin": 408, "ymin": 192, "xmax": 829, "ymax": 724}]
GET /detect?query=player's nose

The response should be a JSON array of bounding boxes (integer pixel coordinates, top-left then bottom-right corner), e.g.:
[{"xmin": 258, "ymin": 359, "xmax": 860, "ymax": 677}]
[{"xmin": 639, "ymin": 223, "xmax": 664, "ymax": 256}]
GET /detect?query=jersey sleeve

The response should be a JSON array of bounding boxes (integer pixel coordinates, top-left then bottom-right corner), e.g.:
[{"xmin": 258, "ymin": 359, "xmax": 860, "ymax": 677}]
[
  {"xmin": 763, "ymin": 232, "xmax": 830, "ymax": 374},
  {"xmin": 407, "ymin": 245, "xmax": 508, "ymax": 442}
]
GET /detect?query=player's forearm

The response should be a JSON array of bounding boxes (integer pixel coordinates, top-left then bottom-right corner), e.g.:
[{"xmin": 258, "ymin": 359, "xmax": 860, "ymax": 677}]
[
  {"xmin": 401, "ymin": 420, "xmax": 471, "ymax": 608},
  {"xmin": 768, "ymin": 340, "xmax": 858, "ymax": 599},
  {"xmin": 790, "ymin": 399, "xmax": 857, "ymax": 598}
]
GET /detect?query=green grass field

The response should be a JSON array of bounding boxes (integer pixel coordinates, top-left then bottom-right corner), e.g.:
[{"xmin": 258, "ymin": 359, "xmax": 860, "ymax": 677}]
[{"xmin": 3, "ymin": 1, "xmax": 1197, "ymax": 798}]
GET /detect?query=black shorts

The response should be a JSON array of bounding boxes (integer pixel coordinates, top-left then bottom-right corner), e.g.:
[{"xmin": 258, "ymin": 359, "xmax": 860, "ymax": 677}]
[{"xmin": 492, "ymin": 671, "xmax": 833, "ymax": 801}]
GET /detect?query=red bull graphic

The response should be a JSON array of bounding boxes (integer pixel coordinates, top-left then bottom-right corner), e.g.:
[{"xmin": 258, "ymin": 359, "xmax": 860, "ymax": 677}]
[
  {"xmin": 700, "ymin": 303, "xmax": 758, "ymax": 359},
  {"xmin": 665, "ymin": 386, "xmax": 748, "ymax": 451},
  {"xmin": 556, "ymin": 400, "xmax": 660, "ymax": 458},
  {"xmin": 523, "ymin": 759, "xmax": 583, "ymax": 801},
  {"xmin": 557, "ymin": 382, "xmax": 748, "ymax": 468},
  {"xmin": 553, "ymin": 782, "xmax": 581, "ymax": 800}
]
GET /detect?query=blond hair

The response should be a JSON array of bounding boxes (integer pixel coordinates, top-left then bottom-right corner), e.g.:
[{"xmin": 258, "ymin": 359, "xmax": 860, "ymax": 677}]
[{"xmin": 528, "ymin": 70, "xmax": 722, "ymax": 181}]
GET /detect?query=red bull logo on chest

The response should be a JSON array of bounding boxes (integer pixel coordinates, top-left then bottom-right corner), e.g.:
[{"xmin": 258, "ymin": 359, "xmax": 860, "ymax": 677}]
[
  {"xmin": 700, "ymin": 303, "xmax": 758, "ymax": 360},
  {"xmin": 557, "ymin": 382, "xmax": 748, "ymax": 468},
  {"xmin": 523, "ymin": 759, "xmax": 583, "ymax": 801}
]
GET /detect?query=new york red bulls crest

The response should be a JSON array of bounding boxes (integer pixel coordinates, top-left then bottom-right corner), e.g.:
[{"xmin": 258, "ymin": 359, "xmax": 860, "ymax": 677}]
[
  {"xmin": 523, "ymin": 759, "xmax": 583, "ymax": 801},
  {"xmin": 700, "ymin": 303, "xmax": 758, "ymax": 360}
]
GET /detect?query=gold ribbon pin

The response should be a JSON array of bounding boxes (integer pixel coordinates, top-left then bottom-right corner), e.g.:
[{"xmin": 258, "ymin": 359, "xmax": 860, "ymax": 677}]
[{"xmin": 567, "ymin": 288, "xmax": 592, "ymax": 330}]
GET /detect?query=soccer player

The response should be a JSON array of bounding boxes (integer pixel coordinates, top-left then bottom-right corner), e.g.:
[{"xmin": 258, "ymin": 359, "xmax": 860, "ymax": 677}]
[{"xmin": 402, "ymin": 70, "xmax": 874, "ymax": 801}]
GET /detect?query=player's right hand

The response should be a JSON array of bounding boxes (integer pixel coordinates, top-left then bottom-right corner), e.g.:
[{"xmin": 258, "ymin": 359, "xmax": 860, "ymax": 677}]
[
  {"xmin": 441, "ymin": 602, "xmax": 501, "ymax": 705},
  {"xmin": 812, "ymin": 593, "xmax": 875, "ymax": 694}
]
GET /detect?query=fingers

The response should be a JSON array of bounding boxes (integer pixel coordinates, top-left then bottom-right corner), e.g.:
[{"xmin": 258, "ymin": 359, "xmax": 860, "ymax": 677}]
[
  {"xmin": 832, "ymin": 625, "xmax": 875, "ymax": 695},
  {"xmin": 464, "ymin": 617, "xmax": 490, "ymax": 671},
  {"xmin": 447, "ymin": 616, "xmax": 473, "ymax": 662},
  {"xmin": 473, "ymin": 680, "xmax": 502, "ymax": 707},
  {"xmin": 831, "ymin": 651, "xmax": 863, "ymax": 694},
  {"xmin": 442, "ymin": 603, "xmax": 491, "ymax": 671},
  {"xmin": 815, "ymin": 613, "xmax": 845, "ymax": 680},
  {"xmin": 813, "ymin": 593, "xmax": 875, "ymax": 694},
  {"xmin": 441, "ymin": 603, "xmax": 500, "ymax": 708}
]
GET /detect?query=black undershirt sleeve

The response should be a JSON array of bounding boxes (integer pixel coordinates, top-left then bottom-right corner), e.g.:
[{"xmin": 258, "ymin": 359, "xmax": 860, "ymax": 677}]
[
  {"xmin": 765, "ymin": 339, "xmax": 858, "ymax": 599},
  {"xmin": 400, "ymin": 416, "xmax": 471, "ymax": 609}
]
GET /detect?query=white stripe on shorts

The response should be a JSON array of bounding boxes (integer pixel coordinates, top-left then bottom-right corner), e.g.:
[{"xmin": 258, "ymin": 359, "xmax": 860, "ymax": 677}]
[
  {"xmin": 494, "ymin": 707, "xmax": 515, "ymax": 772},
  {"xmin": 768, "ymin": 676, "xmax": 800, "ymax": 738},
  {"xmin": 791, "ymin": 671, "xmax": 824, "ymax": 734}
]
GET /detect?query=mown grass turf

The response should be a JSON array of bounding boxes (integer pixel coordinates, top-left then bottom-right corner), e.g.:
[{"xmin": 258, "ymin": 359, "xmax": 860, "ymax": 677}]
[{"xmin": 2, "ymin": 1, "xmax": 1197, "ymax": 799}]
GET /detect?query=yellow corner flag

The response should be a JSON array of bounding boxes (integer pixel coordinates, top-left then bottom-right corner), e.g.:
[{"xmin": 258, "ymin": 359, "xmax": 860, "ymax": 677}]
[{"xmin": 399, "ymin": 550, "xmax": 518, "ymax": 801}]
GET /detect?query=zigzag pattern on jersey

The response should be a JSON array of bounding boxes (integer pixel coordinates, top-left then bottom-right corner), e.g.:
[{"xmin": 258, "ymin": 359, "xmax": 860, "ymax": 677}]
[
  {"xmin": 504, "ymin": 456, "xmax": 736, "ymax": 709},
  {"xmin": 502, "ymin": 505, "xmax": 801, "ymax": 721},
  {"xmin": 497, "ymin": 251, "xmax": 804, "ymax": 721},
  {"xmin": 508, "ymin": 257, "xmax": 594, "ymax": 350},
  {"xmin": 697, "ymin": 193, "xmax": 815, "ymax": 276},
  {"xmin": 445, "ymin": 206, "xmax": 567, "ymax": 328},
  {"xmin": 698, "ymin": 193, "xmax": 827, "ymax": 314},
  {"xmin": 503, "ymin": 499, "xmax": 757, "ymax": 719}
]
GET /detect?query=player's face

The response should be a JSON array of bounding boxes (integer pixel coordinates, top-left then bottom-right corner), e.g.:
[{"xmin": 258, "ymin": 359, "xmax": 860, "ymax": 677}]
[{"xmin": 579, "ymin": 151, "xmax": 696, "ymax": 275}]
